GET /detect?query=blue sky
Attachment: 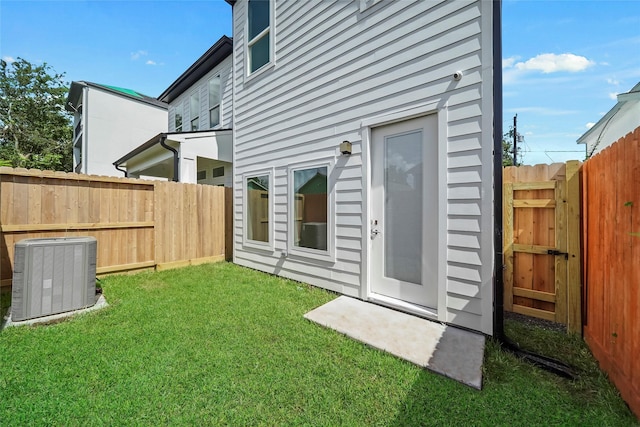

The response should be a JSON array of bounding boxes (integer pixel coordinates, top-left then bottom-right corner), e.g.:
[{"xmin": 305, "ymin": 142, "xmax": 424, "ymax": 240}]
[{"xmin": 1, "ymin": 0, "xmax": 639, "ymax": 165}]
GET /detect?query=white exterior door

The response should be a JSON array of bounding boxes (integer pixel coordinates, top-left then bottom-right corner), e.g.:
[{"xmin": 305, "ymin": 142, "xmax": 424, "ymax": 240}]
[{"xmin": 370, "ymin": 115, "xmax": 438, "ymax": 308}]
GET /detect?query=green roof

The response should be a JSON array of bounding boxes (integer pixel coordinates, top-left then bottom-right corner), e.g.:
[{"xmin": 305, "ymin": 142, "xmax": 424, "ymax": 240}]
[{"xmin": 101, "ymin": 84, "xmax": 145, "ymax": 98}]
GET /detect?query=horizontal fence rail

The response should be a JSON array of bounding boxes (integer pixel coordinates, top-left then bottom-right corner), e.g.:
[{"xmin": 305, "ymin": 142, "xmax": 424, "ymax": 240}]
[
  {"xmin": 502, "ymin": 161, "xmax": 581, "ymax": 332},
  {"xmin": 0, "ymin": 167, "xmax": 230, "ymax": 289}
]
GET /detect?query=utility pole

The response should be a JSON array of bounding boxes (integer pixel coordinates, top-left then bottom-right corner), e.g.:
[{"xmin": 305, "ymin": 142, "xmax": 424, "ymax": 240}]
[{"xmin": 513, "ymin": 114, "xmax": 518, "ymax": 166}]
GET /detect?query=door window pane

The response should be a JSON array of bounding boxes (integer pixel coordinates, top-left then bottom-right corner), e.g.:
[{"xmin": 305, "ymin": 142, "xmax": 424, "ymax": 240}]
[
  {"xmin": 384, "ymin": 131, "xmax": 422, "ymax": 283},
  {"xmin": 293, "ymin": 167, "xmax": 328, "ymax": 250},
  {"xmin": 246, "ymin": 175, "xmax": 270, "ymax": 242}
]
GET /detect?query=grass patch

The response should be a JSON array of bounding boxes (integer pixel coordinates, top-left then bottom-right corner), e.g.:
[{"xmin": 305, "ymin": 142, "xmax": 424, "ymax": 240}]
[{"xmin": 0, "ymin": 262, "xmax": 636, "ymax": 425}]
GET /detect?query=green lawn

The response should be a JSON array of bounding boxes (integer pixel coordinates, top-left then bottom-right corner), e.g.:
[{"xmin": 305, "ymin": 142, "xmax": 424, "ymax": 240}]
[{"xmin": 0, "ymin": 262, "xmax": 636, "ymax": 426}]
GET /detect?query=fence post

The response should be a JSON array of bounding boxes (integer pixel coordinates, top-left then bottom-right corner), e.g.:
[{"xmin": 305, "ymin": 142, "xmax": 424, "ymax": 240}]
[
  {"xmin": 566, "ymin": 160, "xmax": 582, "ymax": 334},
  {"xmin": 503, "ymin": 182, "xmax": 514, "ymax": 312}
]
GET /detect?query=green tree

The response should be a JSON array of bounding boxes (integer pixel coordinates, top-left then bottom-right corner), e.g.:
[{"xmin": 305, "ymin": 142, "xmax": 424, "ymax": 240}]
[
  {"xmin": 0, "ymin": 58, "xmax": 72, "ymax": 171},
  {"xmin": 502, "ymin": 127, "xmax": 523, "ymax": 167}
]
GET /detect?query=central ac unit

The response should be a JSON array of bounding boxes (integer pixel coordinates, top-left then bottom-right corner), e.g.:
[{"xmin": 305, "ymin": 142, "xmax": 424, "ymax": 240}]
[{"xmin": 11, "ymin": 237, "xmax": 97, "ymax": 322}]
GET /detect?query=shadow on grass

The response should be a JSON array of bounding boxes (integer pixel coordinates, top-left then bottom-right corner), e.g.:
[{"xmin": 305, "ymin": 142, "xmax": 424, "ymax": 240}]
[
  {"xmin": 0, "ymin": 286, "xmax": 9, "ymax": 321},
  {"xmin": 391, "ymin": 333, "xmax": 638, "ymax": 426}
]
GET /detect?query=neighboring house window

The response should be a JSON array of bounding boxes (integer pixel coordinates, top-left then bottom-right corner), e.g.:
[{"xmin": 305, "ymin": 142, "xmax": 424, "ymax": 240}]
[
  {"xmin": 291, "ymin": 165, "xmax": 329, "ymax": 252},
  {"xmin": 175, "ymin": 105, "xmax": 183, "ymax": 132},
  {"xmin": 247, "ymin": 0, "xmax": 271, "ymax": 74},
  {"xmin": 190, "ymin": 92, "xmax": 199, "ymax": 131},
  {"xmin": 209, "ymin": 76, "xmax": 221, "ymax": 128},
  {"xmin": 245, "ymin": 171, "xmax": 272, "ymax": 247},
  {"xmin": 197, "ymin": 170, "xmax": 206, "ymax": 181},
  {"xmin": 212, "ymin": 166, "xmax": 224, "ymax": 178}
]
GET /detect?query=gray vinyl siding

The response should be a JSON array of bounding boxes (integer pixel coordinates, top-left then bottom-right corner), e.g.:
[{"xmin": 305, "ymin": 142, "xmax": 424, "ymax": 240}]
[
  {"xmin": 233, "ymin": 0, "xmax": 494, "ymax": 334},
  {"xmin": 167, "ymin": 56, "xmax": 233, "ymax": 132}
]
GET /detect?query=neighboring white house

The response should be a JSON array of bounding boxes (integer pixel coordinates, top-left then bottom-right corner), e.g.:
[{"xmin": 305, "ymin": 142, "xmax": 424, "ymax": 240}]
[
  {"xmin": 113, "ymin": 36, "xmax": 233, "ymax": 186},
  {"xmin": 577, "ymin": 81, "xmax": 640, "ymax": 157},
  {"xmin": 65, "ymin": 81, "xmax": 168, "ymax": 176},
  {"xmin": 230, "ymin": 0, "xmax": 498, "ymax": 335}
]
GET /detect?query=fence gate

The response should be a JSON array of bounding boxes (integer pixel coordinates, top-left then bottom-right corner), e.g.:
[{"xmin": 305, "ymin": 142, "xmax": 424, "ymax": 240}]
[{"xmin": 503, "ymin": 161, "xmax": 581, "ymax": 332}]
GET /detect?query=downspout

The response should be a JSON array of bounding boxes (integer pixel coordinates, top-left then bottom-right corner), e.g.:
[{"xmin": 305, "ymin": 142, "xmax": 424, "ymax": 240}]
[
  {"xmin": 159, "ymin": 134, "xmax": 179, "ymax": 182},
  {"xmin": 492, "ymin": 0, "xmax": 505, "ymax": 341},
  {"xmin": 492, "ymin": 0, "xmax": 575, "ymax": 379},
  {"xmin": 114, "ymin": 164, "xmax": 128, "ymax": 177}
]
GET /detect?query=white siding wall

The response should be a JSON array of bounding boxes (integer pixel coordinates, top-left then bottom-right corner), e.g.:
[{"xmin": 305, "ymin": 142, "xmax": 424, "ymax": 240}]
[
  {"xmin": 84, "ymin": 89, "xmax": 167, "ymax": 176},
  {"xmin": 232, "ymin": 0, "xmax": 494, "ymax": 334},
  {"xmin": 167, "ymin": 55, "xmax": 233, "ymax": 132}
]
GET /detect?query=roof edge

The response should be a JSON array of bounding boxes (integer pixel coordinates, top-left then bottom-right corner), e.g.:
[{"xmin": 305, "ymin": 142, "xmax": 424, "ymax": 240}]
[
  {"xmin": 158, "ymin": 35, "xmax": 233, "ymax": 103},
  {"xmin": 65, "ymin": 80, "xmax": 168, "ymax": 111},
  {"xmin": 577, "ymin": 81, "xmax": 640, "ymax": 144},
  {"xmin": 114, "ymin": 128, "xmax": 233, "ymax": 165}
]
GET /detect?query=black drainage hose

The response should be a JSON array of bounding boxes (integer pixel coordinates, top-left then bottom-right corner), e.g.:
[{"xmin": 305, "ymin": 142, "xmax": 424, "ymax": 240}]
[{"xmin": 499, "ymin": 335, "xmax": 577, "ymax": 380}]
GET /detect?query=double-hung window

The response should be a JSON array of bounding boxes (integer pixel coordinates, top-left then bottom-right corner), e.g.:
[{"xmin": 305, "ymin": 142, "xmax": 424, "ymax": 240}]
[
  {"xmin": 190, "ymin": 92, "xmax": 199, "ymax": 131},
  {"xmin": 209, "ymin": 76, "xmax": 221, "ymax": 128},
  {"xmin": 247, "ymin": 0, "xmax": 271, "ymax": 74},
  {"xmin": 174, "ymin": 105, "xmax": 183, "ymax": 132}
]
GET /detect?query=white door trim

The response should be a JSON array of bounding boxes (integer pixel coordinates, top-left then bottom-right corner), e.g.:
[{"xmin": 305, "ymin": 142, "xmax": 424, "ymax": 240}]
[{"xmin": 360, "ymin": 102, "xmax": 448, "ymax": 323}]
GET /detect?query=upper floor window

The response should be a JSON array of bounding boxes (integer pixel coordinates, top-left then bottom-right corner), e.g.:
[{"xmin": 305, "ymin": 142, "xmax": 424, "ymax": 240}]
[
  {"xmin": 209, "ymin": 76, "xmax": 221, "ymax": 128},
  {"xmin": 190, "ymin": 92, "xmax": 199, "ymax": 131},
  {"xmin": 247, "ymin": 0, "xmax": 271, "ymax": 74},
  {"xmin": 175, "ymin": 104, "xmax": 183, "ymax": 132}
]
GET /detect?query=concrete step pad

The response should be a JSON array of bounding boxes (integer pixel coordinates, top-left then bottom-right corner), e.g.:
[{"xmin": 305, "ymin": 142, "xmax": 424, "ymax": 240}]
[{"xmin": 304, "ymin": 296, "xmax": 485, "ymax": 389}]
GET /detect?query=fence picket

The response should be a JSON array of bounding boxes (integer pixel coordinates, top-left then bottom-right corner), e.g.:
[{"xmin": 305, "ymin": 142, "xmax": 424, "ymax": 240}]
[
  {"xmin": 0, "ymin": 169, "xmax": 228, "ymax": 289},
  {"xmin": 583, "ymin": 126, "xmax": 640, "ymax": 418}
]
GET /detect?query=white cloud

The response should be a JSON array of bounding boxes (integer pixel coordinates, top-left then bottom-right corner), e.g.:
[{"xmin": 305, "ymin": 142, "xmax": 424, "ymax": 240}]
[
  {"xmin": 130, "ymin": 50, "xmax": 148, "ymax": 61},
  {"xmin": 608, "ymin": 92, "xmax": 619, "ymax": 100},
  {"xmin": 607, "ymin": 78, "xmax": 620, "ymax": 86},
  {"xmin": 2, "ymin": 56, "xmax": 15, "ymax": 63},
  {"xmin": 586, "ymin": 122, "xmax": 596, "ymax": 129},
  {"xmin": 502, "ymin": 57, "xmax": 517, "ymax": 68},
  {"xmin": 146, "ymin": 60, "xmax": 157, "ymax": 66},
  {"xmin": 514, "ymin": 53, "xmax": 594, "ymax": 73}
]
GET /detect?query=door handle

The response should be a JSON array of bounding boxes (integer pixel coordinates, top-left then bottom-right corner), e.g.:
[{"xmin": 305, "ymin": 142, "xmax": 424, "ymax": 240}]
[{"xmin": 371, "ymin": 229, "xmax": 380, "ymax": 238}]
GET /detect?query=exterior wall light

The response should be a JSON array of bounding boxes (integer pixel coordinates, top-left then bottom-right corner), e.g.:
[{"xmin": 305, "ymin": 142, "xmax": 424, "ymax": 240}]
[{"xmin": 340, "ymin": 141, "xmax": 352, "ymax": 155}]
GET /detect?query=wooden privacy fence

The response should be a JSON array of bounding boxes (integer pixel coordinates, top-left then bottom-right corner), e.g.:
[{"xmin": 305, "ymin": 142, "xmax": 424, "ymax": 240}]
[
  {"xmin": 503, "ymin": 161, "xmax": 581, "ymax": 332},
  {"xmin": 582, "ymin": 127, "xmax": 640, "ymax": 418},
  {"xmin": 0, "ymin": 167, "xmax": 231, "ymax": 289}
]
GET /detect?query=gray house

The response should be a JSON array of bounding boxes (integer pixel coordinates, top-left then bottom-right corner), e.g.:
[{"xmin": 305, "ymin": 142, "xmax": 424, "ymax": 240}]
[
  {"xmin": 229, "ymin": 0, "xmax": 499, "ymax": 335},
  {"xmin": 114, "ymin": 36, "xmax": 234, "ymax": 186}
]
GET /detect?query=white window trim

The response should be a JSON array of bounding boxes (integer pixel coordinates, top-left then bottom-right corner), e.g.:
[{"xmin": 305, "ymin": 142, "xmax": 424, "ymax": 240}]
[
  {"xmin": 209, "ymin": 75, "xmax": 222, "ymax": 129},
  {"xmin": 287, "ymin": 159, "xmax": 335, "ymax": 263},
  {"xmin": 245, "ymin": 0, "xmax": 275, "ymax": 78},
  {"xmin": 243, "ymin": 168, "xmax": 275, "ymax": 252}
]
